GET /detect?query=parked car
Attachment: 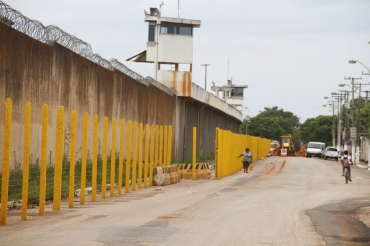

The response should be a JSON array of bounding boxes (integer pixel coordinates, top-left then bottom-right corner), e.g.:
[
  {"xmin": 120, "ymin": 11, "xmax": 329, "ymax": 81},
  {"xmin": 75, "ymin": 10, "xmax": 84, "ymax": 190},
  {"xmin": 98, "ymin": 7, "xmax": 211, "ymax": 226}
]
[{"xmin": 324, "ymin": 147, "xmax": 339, "ymax": 161}]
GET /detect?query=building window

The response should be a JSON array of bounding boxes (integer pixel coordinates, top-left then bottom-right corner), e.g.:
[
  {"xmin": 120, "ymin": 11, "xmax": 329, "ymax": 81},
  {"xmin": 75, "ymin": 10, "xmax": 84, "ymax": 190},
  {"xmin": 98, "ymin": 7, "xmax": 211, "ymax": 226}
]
[
  {"xmin": 148, "ymin": 22, "xmax": 156, "ymax": 41},
  {"xmin": 160, "ymin": 22, "xmax": 192, "ymax": 36},
  {"xmin": 231, "ymin": 87, "xmax": 243, "ymax": 97},
  {"xmin": 179, "ymin": 26, "xmax": 192, "ymax": 35}
]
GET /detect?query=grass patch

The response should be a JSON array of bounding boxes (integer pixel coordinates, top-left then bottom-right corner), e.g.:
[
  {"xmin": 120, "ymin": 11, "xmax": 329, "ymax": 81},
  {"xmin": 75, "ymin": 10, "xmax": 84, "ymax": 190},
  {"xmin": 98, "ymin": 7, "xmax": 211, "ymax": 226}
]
[{"xmin": 0, "ymin": 154, "xmax": 150, "ymax": 205}]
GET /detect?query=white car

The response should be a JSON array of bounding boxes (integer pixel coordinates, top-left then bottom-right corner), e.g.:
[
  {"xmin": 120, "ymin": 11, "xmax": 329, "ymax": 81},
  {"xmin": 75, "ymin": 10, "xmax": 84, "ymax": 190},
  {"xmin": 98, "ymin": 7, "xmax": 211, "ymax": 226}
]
[
  {"xmin": 306, "ymin": 142, "xmax": 325, "ymax": 159},
  {"xmin": 324, "ymin": 147, "xmax": 339, "ymax": 161}
]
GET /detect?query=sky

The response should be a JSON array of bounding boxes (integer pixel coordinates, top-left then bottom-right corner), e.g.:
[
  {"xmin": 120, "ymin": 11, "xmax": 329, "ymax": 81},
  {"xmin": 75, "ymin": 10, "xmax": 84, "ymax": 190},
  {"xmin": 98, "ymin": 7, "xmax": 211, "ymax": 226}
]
[{"xmin": 4, "ymin": 0, "xmax": 370, "ymax": 123}]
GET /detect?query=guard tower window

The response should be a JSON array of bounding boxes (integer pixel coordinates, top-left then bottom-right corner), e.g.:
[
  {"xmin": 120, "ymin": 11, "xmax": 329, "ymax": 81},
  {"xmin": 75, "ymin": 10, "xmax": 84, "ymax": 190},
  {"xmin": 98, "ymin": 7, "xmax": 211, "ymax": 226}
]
[
  {"xmin": 148, "ymin": 22, "xmax": 156, "ymax": 41},
  {"xmin": 231, "ymin": 87, "xmax": 244, "ymax": 97},
  {"xmin": 160, "ymin": 22, "xmax": 193, "ymax": 36}
]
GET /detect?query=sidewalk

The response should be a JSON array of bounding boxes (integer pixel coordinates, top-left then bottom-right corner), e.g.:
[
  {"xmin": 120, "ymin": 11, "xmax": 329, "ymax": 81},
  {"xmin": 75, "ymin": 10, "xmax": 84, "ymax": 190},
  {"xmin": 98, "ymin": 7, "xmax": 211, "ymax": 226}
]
[{"xmin": 355, "ymin": 163, "xmax": 370, "ymax": 169}]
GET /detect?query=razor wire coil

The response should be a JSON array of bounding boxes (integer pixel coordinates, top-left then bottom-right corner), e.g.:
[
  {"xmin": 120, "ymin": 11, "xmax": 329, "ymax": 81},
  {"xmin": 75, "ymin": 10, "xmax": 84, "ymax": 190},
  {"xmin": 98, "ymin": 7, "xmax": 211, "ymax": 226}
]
[{"xmin": 0, "ymin": 0, "xmax": 173, "ymax": 93}]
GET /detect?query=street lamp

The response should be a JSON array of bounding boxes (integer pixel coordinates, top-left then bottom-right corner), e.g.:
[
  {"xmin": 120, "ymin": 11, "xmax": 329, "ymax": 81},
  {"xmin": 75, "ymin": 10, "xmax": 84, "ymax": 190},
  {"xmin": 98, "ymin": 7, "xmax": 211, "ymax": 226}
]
[{"xmin": 348, "ymin": 60, "xmax": 370, "ymax": 75}]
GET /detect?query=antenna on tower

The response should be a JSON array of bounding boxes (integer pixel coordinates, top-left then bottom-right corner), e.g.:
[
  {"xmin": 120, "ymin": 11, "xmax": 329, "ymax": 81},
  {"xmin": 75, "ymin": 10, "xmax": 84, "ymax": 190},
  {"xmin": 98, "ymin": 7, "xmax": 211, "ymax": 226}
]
[
  {"xmin": 227, "ymin": 59, "xmax": 229, "ymax": 83},
  {"xmin": 178, "ymin": 0, "xmax": 180, "ymax": 18}
]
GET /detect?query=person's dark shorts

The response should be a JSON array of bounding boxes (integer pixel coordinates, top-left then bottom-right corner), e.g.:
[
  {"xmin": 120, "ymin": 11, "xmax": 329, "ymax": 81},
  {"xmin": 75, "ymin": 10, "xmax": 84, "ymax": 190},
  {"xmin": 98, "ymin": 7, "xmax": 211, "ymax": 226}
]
[{"xmin": 243, "ymin": 161, "xmax": 250, "ymax": 169}]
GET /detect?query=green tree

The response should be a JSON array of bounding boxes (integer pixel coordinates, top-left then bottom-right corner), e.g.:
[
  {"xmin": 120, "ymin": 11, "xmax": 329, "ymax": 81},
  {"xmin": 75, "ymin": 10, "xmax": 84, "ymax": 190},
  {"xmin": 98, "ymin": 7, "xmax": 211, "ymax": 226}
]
[
  {"xmin": 299, "ymin": 115, "xmax": 333, "ymax": 146},
  {"xmin": 246, "ymin": 116, "xmax": 284, "ymax": 140},
  {"xmin": 360, "ymin": 104, "xmax": 370, "ymax": 135},
  {"xmin": 339, "ymin": 98, "xmax": 370, "ymax": 140},
  {"xmin": 240, "ymin": 107, "xmax": 300, "ymax": 150}
]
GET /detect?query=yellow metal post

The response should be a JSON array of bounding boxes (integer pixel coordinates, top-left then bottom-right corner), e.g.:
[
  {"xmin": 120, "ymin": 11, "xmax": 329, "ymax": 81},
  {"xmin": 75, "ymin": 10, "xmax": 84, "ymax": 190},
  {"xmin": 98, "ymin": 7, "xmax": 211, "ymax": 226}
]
[
  {"xmin": 192, "ymin": 127, "xmax": 197, "ymax": 180},
  {"xmin": 118, "ymin": 120, "xmax": 124, "ymax": 195},
  {"xmin": 132, "ymin": 122, "xmax": 138, "ymax": 191},
  {"xmin": 149, "ymin": 124, "xmax": 155, "ymax": 186},
  {"xmin": 0, "ymin": 98, "xmax": 12, "ymax": 225},
  {"xmin": 92, "ymin": 115, "xmax": 98, "ymax": 201},
  {"xmin": 168, "ymin": 126, "xmax": 172, "ymax": 166},
  {"xmin": 68, "ymin": 110, "xmax": 77, "ymax": 208},
  {"xmin": 154, "ymin": 125, "xmax": 159, "ymax": 167},
  {"xmin": 53, "ymin": 106, "xmax": 64, "ymax": 211},
  {"xmin": 144, "ymin": 124, "xmax": 149, "ymax": 188},
  {"xmin": 80, "ymin": 113, "xmax": 88, "ymax": 205},
  {"xmin": 39, "ymin": 104, "xmax": 48, "ymax": 215},
  {"xmin": 215, "ymin": 128, "xmax": 219, "ymax": 179},
  {"xmin": 138, "ymin": 123, "xmax": 143, "ymax": 189},
  {"xmin": 217, "ymin": 129, "xmax": 221, "ymax": 179},
  {"xmin": 125, "ymin": 120, "xmax": 132, "ymax": 193},
  {"xmin": 102, "ymin": 117, "xmax": 108, "ymax": 199},
  {"xmin": 225, "ymin": 131, "xmax": 229, "ymax": 176},
  {"xmin": 21, "ymin": 102, "xmax": 32, "ymax": 220},
  {"xmin": 159, "ymin": 125, "xmax": 163, "ymax": 167},
  {"xmin": 110, "ymin": 118, "xmax": 117, "ymax": 197},
  {"xmin": 163, "ymin": 125, "xmax": 168, "ymax": 166}
]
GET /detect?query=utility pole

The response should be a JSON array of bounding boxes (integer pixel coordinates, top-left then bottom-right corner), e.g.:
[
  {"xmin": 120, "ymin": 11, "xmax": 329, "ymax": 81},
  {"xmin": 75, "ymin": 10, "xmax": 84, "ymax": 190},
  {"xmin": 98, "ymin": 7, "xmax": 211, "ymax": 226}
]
[
  {"xmin": 358, "ymin": 83, "xmax": 362, "ymax": 160},
  {"xmin": 332, "ymin": 103, "xmax": 335, "ymax": 147},
  {"xmin": 338, "ymin": 90, "xmax": 349, "ymax": 150},
  {"xmin": 332, "ymin": 92, "xmax": 343, "ymax": 150},
  {"xmin": 343, "ymin": 90, "xmax": 349, "ymax": 151},
  {"xmin": 337, "ymin": 93, "xmax": 342, "ymax": 150},
  {"xmin": 201, "ymin": 64, "xmax": 210, "ymax": 90},
  {"xmin": 344, "ymin": 77, "xmax": 362, "ymax": 162}
]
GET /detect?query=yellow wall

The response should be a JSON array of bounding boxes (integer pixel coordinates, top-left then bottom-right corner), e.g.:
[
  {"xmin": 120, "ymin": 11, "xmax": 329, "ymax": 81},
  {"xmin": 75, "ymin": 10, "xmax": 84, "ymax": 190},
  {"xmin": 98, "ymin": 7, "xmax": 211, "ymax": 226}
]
[{"xmin": 215, "ymin": 128, "xmax": 270, "ymax": 179}]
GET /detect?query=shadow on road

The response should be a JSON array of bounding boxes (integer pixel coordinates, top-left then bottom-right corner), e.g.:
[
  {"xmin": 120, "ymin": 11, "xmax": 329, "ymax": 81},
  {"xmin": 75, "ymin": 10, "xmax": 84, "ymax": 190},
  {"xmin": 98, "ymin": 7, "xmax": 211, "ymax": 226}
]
[{"xmin": 306, "ymin": 198, "xmax": 370, "ymax": 245}]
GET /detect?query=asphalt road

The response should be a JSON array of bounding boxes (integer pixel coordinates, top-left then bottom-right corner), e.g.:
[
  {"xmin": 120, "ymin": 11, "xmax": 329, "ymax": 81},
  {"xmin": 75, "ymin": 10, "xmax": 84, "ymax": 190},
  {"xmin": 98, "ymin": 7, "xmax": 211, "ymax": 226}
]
[{"xmin": 1, "ymin": 156, "xmax": 370, "ymax": 246}]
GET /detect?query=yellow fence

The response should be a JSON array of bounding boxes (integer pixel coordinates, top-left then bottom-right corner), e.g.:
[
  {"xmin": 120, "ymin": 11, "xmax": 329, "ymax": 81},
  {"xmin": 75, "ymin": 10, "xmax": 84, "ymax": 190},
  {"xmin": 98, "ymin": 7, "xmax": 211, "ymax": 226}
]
[
  {"xmin": 0, "ymin": 99, "xmax": 270, "ymax": 225},
  {"xmin": 0, "ymin": 99, "xmax": 173, "ymax": 225},
  {"xmin": 215, "ymin": 128, "xmax": 270, "ymax": 179}
]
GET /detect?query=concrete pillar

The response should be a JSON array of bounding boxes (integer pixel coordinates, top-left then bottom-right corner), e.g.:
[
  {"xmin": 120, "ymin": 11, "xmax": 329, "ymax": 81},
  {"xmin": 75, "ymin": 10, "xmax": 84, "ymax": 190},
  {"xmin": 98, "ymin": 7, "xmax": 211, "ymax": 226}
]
[
  {"xmin": 355, "ymin": 146, "xmax": 360, "ymax": 164},
  {"xmin": 352, "ymin": 145, "xmax": 355, "ymax": 163}
]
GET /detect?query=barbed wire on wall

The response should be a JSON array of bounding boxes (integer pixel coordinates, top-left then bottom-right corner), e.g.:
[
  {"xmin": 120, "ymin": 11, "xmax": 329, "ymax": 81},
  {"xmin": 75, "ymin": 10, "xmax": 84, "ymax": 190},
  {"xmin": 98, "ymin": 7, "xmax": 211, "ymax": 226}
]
[
  {"xmin": 145, "ymin": 76, "xmax": 176, "ymax": 96},
  {"xmin": 110, "ymin": 58, "xmax": 148, "ymax": 85},
  {"xmin": 0, "ymin": 0, "xmax": 174, "ymax": 94},
  {"xmin": 46, "ymin": 25, "xmax": 93, "ymax": 56}
]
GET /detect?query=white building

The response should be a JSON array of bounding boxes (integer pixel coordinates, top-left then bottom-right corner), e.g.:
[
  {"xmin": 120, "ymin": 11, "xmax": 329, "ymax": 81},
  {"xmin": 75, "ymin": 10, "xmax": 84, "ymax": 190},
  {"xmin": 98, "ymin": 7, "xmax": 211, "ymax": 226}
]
[
  {"xmin": 127, "ymin": 7, "xmax": 201, "ymax": 97},
  {"xmin": 211, "ymin": 79, "xmax": 248, "ymax": 112}
]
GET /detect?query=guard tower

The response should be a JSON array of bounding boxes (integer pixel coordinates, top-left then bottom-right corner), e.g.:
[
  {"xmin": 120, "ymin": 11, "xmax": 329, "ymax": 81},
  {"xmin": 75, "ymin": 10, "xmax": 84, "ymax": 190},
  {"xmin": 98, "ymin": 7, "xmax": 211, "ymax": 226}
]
[
  {"xmin": 211, "ymin": 79, "xmax": 248, "ymax": 112},
  {"xmin": 127, "ymin": 7, "xmax": 201, "ymax": 96}
]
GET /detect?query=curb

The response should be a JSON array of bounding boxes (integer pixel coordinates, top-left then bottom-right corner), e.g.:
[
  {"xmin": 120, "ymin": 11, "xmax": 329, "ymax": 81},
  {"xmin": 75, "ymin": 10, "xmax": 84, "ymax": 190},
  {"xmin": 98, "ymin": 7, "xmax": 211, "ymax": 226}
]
[{"xmin": 355, "ymin": 164, "xmax": 369, "ymax": 169}]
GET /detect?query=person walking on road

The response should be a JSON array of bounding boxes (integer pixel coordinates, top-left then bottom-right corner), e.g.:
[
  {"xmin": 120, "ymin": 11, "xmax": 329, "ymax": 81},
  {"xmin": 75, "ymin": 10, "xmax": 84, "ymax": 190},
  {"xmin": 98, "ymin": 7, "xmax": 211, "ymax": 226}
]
[
  {"xmin": 237, "ymin": 148, "xmax": 253, "ymax": 173},
  {"xmin": 341, "ymin": 150, "xmax": 353, "ymax": 182},
  {"xmin": 300, "ymin": 143, "xmax": 306, "ymax": 157}
]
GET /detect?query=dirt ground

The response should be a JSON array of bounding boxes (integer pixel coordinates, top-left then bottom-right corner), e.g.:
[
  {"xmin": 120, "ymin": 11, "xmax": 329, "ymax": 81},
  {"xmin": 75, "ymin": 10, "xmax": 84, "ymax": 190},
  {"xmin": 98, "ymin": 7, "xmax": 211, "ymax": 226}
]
[{"xmin": 2, "ymin": 157, "xmax": 370, "ymax": 245}]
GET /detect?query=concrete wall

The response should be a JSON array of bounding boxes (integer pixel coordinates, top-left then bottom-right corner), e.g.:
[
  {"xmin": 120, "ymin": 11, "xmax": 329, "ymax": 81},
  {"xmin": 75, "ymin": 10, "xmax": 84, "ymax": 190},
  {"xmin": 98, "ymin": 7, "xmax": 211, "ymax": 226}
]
[
  {"xmin": 158, "ymin": 70, "xmax": 192, "ymax": 97},
  {"xmin": 0, "ymin": 22, "xmax": 176, "ymax": 169},
  {"xmin": 0, "ymin": 22, "xmax": 243, "ymax": 168},
  {"xmin": 191, "ymin": 83, "xmax": 243, "ymax": 121},
  {"xmin": 173, "ymin": 84, "xmax": 242, "ymax": 161}
]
